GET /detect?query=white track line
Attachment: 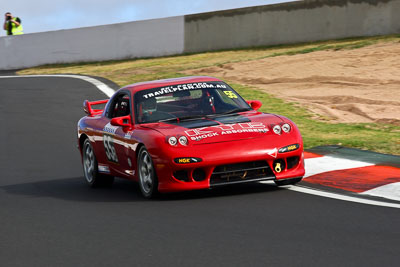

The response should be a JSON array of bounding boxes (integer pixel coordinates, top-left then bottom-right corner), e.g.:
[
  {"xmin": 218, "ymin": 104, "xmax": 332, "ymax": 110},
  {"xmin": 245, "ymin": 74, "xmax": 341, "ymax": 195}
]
[
  {"xmin": 0, "ymin": 74, "xmax": 115, "ymax": 97},
  {"xmin": 3, "ymin": 74, "xmax": 399, "ymax": 208},
  {"xmin": 287, "ymin": 185, "xmax": 400, "ymax": 209},
  {"xmin": 260, "ymin": 181, "xmax": 400, "ymax": 209}
]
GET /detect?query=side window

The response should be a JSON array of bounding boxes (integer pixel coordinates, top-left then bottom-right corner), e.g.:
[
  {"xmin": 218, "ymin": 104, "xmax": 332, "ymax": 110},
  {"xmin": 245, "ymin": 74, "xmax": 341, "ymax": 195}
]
[{"xmin": 107, "ymin": 93, "xmax": 131, "ymax": 118}]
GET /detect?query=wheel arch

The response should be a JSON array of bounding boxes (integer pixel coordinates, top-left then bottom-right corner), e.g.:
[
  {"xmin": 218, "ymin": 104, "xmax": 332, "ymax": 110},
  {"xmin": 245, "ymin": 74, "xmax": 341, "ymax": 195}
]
[
  {"xmin": 79, "ymin": 133, "xmax": 89, "ymax": 153},
  {"xmin": 136, "ymin": 143, "xmax": 160, "ymax": 179},
  {"xmin": 135, "ymin": 143, "xmax": 145, "ymax": 160}
]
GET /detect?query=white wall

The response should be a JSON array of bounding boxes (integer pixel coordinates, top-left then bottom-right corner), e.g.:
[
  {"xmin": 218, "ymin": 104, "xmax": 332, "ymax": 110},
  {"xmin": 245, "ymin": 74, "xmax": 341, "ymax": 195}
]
[
  {"xmin": 1, "ymin": 0, "xmax": 400, "ymax": 70},
  {"xmin": 0, "ymin": 16, "xmax": 184, "ymax": 70}
]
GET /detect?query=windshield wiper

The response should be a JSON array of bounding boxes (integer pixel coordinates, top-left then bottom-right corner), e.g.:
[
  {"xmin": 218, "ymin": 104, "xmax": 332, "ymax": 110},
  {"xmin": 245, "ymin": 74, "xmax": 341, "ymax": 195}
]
[
  {"xmin": 206, "ymin": 108, "xmax": 252, "ymax": 118},
  {"xmin": 159, "ymin": 115, "xmax": 206, "ymax": 123},
  {"xmin": 159, "ymin": 109, "xmax": 251, "ymax": 123},
  {"xmin": 158, "ymin": 117, "xmax": 179, "ymax": 123}
]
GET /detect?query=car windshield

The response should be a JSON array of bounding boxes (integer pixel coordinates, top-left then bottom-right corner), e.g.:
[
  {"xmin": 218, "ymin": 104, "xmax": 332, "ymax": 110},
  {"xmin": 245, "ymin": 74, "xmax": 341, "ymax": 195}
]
[{"xmin": 134, "ymin": 81, "xmax": 252, "ymax": 123}]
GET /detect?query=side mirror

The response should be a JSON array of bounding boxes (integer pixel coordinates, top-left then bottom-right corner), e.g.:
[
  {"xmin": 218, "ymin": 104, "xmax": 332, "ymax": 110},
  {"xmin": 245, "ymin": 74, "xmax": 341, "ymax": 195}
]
[
  {"xmin": 111, "ymin": 115, "xmax": 132, "ymax": 128},
  {"xmin": 246, "ymin": 100, "xmax": 262, "ymax": 111}
]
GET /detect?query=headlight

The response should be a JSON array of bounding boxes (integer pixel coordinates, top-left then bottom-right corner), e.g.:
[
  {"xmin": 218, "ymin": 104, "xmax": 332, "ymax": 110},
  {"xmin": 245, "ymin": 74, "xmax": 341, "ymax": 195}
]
[
  {"xmin": 178, "ymin": 136, "xmax": 188, "ymax": 146},
  {"xmin": 168, "ymin": 136, "xmax": 178, "ymax": 146},
  {"xmin": 282, "ymin": 123, "xmax": 291, "ymax": 133},
  {"xmin": 273, "ymin": 125, "xmax": 281, "ymax": 135}
]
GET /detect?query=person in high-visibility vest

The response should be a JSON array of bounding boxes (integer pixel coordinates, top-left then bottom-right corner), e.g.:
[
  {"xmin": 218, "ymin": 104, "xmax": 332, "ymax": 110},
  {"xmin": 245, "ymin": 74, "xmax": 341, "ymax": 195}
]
[{"xmin": 3, "ymin": 12, "xmax": 24, "ymax": 35}]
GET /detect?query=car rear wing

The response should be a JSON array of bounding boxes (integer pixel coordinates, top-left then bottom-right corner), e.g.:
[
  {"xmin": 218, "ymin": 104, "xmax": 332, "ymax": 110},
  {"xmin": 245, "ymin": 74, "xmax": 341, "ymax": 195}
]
[{"xmin": 83, "ymin": 99, "xmax": 109, "ymax": 116}]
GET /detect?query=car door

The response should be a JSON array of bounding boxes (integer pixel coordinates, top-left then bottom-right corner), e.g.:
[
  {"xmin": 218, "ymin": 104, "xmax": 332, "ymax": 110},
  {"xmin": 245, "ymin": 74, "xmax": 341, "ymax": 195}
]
[{"xmin": 101, "ymin": 91, "xmax": 134, "ymax": 176}]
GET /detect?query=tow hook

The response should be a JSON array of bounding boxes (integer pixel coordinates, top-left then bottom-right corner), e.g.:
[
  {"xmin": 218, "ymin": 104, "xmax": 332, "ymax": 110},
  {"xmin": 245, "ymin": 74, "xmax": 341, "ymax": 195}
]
[{"xmin": 273, "ymin": 159, "xmax": 286, "ymax": 173}]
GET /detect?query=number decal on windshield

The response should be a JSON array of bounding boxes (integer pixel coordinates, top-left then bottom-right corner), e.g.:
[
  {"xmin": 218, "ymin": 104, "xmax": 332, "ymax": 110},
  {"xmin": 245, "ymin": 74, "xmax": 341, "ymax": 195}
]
[
  {"xmin": 223, "ymin": 91, "xmax": 238, "ymax": 99},
  {"xmin": 103, "ymin": 134, "xmax": 118, "ymax": 163}
]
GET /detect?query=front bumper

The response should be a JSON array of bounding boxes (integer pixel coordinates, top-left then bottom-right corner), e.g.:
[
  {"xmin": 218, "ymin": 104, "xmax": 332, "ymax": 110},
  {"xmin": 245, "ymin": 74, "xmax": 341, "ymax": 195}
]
[{"xmin": 153, "ymin": 138, "xmax": 305, "ymax": 193}]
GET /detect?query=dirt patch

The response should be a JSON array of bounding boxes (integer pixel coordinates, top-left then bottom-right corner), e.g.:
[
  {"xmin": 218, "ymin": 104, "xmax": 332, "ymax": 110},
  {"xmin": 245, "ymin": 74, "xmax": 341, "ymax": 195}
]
[{"xmin": 185, "ymin": 42, "xmax": 400, "ymax": 125}]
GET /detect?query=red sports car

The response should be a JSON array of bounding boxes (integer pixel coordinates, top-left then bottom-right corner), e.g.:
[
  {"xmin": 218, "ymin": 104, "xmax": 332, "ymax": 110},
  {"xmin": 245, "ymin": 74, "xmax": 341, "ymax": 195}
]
[{"xmin": 77, "ymin": 76, "xmax": 305, "ymax": 198}]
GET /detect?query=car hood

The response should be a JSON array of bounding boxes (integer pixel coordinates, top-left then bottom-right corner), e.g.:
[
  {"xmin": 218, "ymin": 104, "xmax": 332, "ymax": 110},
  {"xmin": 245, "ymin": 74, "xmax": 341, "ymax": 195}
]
[{"xmin": 141, "ymin": 112, "xmax": 287, "ymax": 145}]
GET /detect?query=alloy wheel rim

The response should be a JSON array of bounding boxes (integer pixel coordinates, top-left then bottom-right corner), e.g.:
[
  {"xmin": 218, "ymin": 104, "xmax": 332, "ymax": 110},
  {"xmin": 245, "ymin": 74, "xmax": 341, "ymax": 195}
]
[
  {"xmin": 83, "ymin": 143, "xmax": 95, "ymax": 183},
  {"xmin": 139, "ymin": 151, "xmax": 153, "ymax": 194}
]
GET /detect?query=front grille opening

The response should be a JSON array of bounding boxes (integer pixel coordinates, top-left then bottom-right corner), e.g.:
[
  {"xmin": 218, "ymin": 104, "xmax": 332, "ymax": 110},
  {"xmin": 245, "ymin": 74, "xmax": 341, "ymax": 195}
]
[
  {"xmin": 213, "ymin": 161, "xmax": 269, "ymax": 173},
  {"xmin": 192, "ymin": 168, "xmax": 206, "ymax": 181},
  {"xmin": 210, "ymin": 161, "xmax": 274, "ymax": 186},
  {"xmin": 287, "ymin": 156, "xmax": 300, "ymax": 170},
  {"xmin": 173, "ymin": 170, "xmax": 190, "ymax": 182}
]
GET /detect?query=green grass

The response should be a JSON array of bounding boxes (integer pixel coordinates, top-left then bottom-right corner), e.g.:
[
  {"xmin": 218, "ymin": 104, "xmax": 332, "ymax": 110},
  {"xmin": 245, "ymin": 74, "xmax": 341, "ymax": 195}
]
[{"xmin": 18, "ymin": 35, "xmax": 400, "ymax": 155}]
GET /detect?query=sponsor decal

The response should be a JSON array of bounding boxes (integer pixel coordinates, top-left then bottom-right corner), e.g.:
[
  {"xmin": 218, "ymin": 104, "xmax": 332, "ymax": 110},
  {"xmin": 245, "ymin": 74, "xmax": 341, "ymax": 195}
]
[
  {"xmin": 124, "ymin": 131, "xmax": 134, "ymax": 139},
  {"xmin": 103, "ymin": 123, "xmax": 118, "ymax": 134},
  {"xmin": 279, "ymin": 144, "xmax": 300, "ymax": 153},
  {"xmin": 142, "ymin": 82, "xmax": 227, "ymax": 99},
  {"xmin": 174, "ymin": 157, "xmax": 202, "ymax": 164},
  {"xmin": 98, "ymin": 164, "xmax": 110, "ymax": 173},
  {"xmin": 185, "ymin": 122, "xmax": 268, "ymax": 141}
]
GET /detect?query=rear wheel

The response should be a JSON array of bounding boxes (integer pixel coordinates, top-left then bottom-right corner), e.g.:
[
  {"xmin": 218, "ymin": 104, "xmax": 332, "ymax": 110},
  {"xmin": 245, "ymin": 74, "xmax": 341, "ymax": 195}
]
[
  {"xmin": 82, "ymin": 139, "xmax": 114, "ymax": 187},
  {"xmin": 274, "ymin": 177, "xmax": 302, "ymax": 186},
  {"xmin": 137, "ymin": 146, "xmax": 158, "ymax": 198}
]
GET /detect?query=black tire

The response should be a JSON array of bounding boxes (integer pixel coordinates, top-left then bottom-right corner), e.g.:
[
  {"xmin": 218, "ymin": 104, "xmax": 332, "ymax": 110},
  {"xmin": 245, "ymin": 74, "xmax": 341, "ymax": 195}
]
[
  {"xmin": 82, "ymin": 139, "xmax": 114, "ymax": 187},
  {"xmin": 137, "ymin": 146, "xmax": 158, "ymax": 198},
  {"xmin": 274, "ymin": 177, "xmax": 302, "ymax": 186}
]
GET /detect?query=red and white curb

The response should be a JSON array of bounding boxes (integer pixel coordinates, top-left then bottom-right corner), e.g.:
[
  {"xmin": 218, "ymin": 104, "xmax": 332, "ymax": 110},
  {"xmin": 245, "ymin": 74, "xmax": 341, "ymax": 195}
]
[
  {"xmin": 288, "ymin": 153, "xmax": 400, "ymax": 208},
  {"xmin": 360, "ymin": 183, "xmax": 400, "ymax": 201},
  {"xmin": 304, "ymin": 155, "xmax": 374, "ymax": 177}
]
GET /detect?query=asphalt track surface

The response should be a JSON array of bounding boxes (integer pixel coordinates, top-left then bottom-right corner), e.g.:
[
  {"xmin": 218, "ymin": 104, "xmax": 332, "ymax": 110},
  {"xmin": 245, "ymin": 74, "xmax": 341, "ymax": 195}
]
[{"xmin": 0, "ymin": 76, "xmax": 399, "ymax": 267}]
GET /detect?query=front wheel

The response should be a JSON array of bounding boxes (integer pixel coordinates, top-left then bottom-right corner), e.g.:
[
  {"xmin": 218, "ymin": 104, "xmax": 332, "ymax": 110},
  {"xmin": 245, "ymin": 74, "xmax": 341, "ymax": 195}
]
[
  {"xmin": 274, "ymin": 177, "xmax": 302, "ymax": 186},
  {"xmin": 82, "ymin": 139, "xmax": 114, "ymax": 187},
  {"xmin": 137, "ymin": 146, "xmax": 158, "ymax": 198}
]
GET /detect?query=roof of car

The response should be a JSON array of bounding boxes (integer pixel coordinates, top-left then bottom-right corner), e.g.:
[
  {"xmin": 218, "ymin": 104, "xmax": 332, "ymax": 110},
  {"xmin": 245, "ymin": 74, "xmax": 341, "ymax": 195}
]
[{"xmin": 119, "ymin": 76, "xmax": 222, "ymax": 94}]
